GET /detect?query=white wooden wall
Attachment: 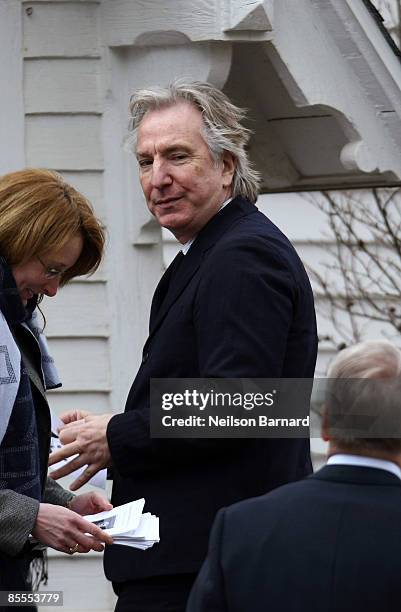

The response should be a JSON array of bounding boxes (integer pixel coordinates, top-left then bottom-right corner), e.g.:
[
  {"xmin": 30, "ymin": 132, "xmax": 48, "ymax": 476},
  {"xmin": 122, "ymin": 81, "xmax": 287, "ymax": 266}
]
[
  {"xmin": 18, "ymin": 2, "xmax": 116, "ymax": 609},
  {"xmin": 22, "ymin": 0, "xmax": 111, "ymax": 417}
]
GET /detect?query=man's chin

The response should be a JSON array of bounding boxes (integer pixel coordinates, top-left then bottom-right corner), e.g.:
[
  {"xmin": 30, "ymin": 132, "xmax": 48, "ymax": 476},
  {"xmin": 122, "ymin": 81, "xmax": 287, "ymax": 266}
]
[{"xmin": 156, "ymin": 212, "xmax": 184, "ymax": 232}]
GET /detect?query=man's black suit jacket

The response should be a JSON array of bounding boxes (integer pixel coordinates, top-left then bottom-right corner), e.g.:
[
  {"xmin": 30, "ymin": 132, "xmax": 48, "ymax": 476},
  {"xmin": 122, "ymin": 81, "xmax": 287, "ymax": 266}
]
[
  {"xmin": 104, "ymin": 196, "xmax": 317, "ymax": 582},
  {"xmin": 187, "ymin": 464, "xmax": 401, "ymax": 612}
]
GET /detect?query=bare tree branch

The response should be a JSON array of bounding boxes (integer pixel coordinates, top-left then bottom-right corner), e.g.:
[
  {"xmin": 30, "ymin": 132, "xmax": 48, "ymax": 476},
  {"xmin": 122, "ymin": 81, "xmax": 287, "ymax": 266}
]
[{"xmin": 305, "ymin": 188, "xmax": 401, "ymax": 348}]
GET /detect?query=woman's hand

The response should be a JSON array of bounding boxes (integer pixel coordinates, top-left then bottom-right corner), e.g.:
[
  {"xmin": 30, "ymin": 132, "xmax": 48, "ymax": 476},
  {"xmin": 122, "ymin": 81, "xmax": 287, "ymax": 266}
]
[
  {"xmin": 32, "ymin": 503, "xmax": 113, "ymax": 555},
  {"xmin": 68, "ymin": 491, "xmax": 112, "ymax": 516}
]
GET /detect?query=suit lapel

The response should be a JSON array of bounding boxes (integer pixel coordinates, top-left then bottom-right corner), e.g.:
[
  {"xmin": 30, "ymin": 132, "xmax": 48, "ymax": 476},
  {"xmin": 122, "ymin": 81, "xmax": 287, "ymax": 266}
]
[
  {"xmin": 149, "ymin": 250, "xmax": 184, "ymax": 328},
  {"xmin": 146, "ymin": 196, "xmax": 256, "ymax": 343}
]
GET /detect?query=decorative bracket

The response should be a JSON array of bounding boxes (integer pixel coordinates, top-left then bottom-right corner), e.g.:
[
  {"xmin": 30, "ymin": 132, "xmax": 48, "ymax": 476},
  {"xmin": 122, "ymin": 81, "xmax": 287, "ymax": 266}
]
[{"xmin": 225, "ymin": 1, "xmax": 274, "ymax": 32}]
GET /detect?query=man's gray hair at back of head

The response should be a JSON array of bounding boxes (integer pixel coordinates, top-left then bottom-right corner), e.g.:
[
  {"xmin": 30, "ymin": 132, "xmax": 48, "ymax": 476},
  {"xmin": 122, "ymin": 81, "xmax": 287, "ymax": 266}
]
[
  {"xmin": 126, "ymin": 80, "xmax": 261, "ymax": 203},
  {"xmin": 326, "ymin": 340, "xmax": 401, "ymax": 452},
  {"xmin": 327, "ymin": 340, "xmax": 401, "ymax": 380}
]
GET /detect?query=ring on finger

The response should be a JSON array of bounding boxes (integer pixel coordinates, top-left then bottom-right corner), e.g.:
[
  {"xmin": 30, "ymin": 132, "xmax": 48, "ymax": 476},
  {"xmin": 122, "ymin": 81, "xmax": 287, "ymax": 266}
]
[{"xmin": 69, "ymin": 543, "xmax": 79, "ymax": 554}]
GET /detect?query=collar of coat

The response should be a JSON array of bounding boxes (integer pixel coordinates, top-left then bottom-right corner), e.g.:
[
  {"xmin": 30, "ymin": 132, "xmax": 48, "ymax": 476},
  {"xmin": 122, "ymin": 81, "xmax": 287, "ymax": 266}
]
[{"xmin": 148, "ymin": 196, "xmax": 256, "ymax": 340}]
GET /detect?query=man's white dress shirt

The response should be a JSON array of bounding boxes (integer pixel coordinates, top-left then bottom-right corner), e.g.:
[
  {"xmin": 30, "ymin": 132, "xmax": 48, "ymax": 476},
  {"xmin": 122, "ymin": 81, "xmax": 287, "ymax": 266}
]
[{"xmin": 327, "ymin": 453, "xmax": 401, "ymax": 480}]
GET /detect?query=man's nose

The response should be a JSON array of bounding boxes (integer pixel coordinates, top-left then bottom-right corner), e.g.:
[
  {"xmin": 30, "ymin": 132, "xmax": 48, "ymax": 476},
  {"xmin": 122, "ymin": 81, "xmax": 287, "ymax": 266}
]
[
  {"xmin": 150, "ymin": 160, "xmax": 173, "ymax": 189},
  {"xmin": 43, "ymin": 276, "xmax": 61, "ymax": 298}
]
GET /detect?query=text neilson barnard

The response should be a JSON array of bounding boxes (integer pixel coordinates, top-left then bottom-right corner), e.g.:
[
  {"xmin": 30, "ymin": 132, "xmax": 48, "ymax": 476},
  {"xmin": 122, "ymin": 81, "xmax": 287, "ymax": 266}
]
[{"xmin": 162, "ymin": 415, "xmax": 310, "ymax": 427}]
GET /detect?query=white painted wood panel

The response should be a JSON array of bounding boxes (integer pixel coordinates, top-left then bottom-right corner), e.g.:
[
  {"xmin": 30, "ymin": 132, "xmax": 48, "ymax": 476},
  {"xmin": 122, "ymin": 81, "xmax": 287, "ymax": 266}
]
[
  {"xmin": 59, "ymin": 171, "xmax": 106, "ymax": 220},
  {"xmin": 40, "ymin": 281, "xmax": 108, "ymax": 338},
  {"xmin": 101, "ymin": 0, "xmax": 219, "ymax": 46},
  {"xmin": 24, "ymin": 58, "xmax": 101, "ymax": 113},
  {"xmin": 68, "ymin": 261, "xmax": 107, "ymax": 282},
  {"xmin": 47, "ymin": 338, "xmax": 110, "ymax": 392},
  {"xmin": 47, "ymin": 390, "xmax": 111, "ymax": 415},
  {"xmin": 23, "ymin": 2, "xmax": 99, "ymax": 57},
  {"xmin": 227, "ymin": 1, "xmax": 273, "ymax": 32},
  {"xmin": 0, "ymin": 0, "xmax": 25, "ymax": 172},
  {"xmin": 270, "ymin": 116, "xmax": 349, "ymax": 177},
  {"xmin": 26, "ymin": 115, "xmax": 103, "ymax": 169},
  {"xmin": 29, "ymin": 0, "xmax": 99, "ymax": 3}
]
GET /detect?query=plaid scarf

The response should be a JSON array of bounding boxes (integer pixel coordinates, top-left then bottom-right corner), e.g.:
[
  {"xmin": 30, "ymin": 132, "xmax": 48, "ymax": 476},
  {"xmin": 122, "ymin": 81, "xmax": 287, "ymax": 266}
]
[{"xmin": 0, "ymin": 256, "xmax": 60, "ymax": 500}]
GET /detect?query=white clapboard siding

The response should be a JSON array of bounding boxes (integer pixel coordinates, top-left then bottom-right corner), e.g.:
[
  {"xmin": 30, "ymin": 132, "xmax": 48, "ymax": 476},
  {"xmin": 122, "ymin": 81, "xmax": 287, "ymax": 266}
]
[
  {"xmin": 71, "ymin": 258, "xmax": 107, "ymax": 282},
  {"xmin": 101, "ymin": 0, "xmax": 219, "ymax": 46},
  {"xmin": 47, "ymin": 390, "xmax": 111, "ymax": 415},
  {"xmin": 26, "ymin": 115, "xmax": 103, "ymax": 169},
  {"xmin": 47, "ymin": 338, "xmax": 110, "ymax": 392},
  {"xmin": 24, "ymin": 58, "xmax": 101, "ymax": 113},
  {"xmin": 23, "ymin": 1, "xmax": 100, "ymax": 58},
  {"xmin": 257, "ymin": 193, "xmax": 337, "ymax": 241},
  {"xmin": 59, "ymin": 170, "xmax": 106, "ymax": 220},
  {"xmin": 40, "ymin": 281, "xmax": 108, "ymax": 338}
]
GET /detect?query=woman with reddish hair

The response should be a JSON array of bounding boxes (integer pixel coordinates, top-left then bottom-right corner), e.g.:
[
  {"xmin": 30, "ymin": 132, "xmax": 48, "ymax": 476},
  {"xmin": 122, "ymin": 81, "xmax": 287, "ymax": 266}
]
[{"xmin": 0, "ymin": 169, "xmax": 112, "ymax": 601}]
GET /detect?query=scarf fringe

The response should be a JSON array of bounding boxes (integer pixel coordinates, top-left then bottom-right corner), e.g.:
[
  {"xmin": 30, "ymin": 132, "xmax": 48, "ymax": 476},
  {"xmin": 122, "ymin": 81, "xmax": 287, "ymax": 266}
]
[{"xmin": 28, "ymin": 548, "xmax": 48, "ymax": 592}]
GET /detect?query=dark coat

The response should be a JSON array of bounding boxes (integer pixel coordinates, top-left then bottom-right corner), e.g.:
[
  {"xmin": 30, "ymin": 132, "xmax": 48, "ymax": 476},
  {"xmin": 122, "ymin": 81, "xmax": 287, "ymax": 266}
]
[
  {"xmin": 187, "ymin": 464, "xmax": 401, "ymax": 612},
  {"xmin": 104, "ymin": 196, "xmax": 317, "ymax": 582}
]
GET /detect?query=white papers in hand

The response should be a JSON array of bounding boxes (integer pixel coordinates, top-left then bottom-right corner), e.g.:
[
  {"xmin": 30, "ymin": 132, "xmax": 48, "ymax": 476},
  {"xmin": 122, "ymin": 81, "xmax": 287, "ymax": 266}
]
[{"xmin": 84, "ymin": 499, "xmax": 160, "ymax": 550}]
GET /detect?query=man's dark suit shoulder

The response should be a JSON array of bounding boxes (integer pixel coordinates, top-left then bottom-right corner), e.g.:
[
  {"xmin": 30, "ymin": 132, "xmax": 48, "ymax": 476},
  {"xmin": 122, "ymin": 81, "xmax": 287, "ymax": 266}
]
[
  {"xmin": 218, "ymin": 465, "xmax": 401, "ymax": 536},
  {"xmin": 207, "ymin": 203, "xmax": 307, "ymax": 273},
  {"xmin": 187, "ymin": 466, "xmax": 401, "ymax": 612},
  {"xmin": 199, "ymin": 203, "xmax": 314, "ymax": 313}
]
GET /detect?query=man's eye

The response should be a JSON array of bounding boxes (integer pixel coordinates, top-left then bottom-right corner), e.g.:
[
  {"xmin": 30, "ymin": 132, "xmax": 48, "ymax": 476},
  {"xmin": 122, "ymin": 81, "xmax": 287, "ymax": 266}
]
[
  {"xmin": 171, "ymin": 154, "xmax": 188, "ymax": 161},
  {"xmin": 138, "ymin": 159, "xmax": 152, "ymax": 168}
]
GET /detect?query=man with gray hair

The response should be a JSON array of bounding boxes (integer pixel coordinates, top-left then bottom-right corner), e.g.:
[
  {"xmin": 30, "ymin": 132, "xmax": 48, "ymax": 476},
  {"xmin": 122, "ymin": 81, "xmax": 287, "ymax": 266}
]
[
  {"xmin": 188, "ymin": 340, "xmax": 401, "ymax": 612},
  {"xmin": 49, "ymin": 81, "xmax": 317, "ymax": 611}
]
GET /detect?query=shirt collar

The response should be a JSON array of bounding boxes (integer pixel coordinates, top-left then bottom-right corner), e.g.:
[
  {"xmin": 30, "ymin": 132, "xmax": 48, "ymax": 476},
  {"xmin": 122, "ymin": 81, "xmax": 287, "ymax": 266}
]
[
  {"xmin": 181, "ymin": 197, "xmax": 233, "ymax": 255},
  {"xmin": 327, "ymin": 453, "xmax": 401, "ymax": 480}
]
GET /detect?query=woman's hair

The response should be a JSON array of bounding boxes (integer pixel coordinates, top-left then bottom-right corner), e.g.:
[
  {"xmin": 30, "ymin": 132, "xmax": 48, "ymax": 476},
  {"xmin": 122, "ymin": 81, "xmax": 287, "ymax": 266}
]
[{"xmin": 0, "ymin": 168, "xmax": 105, "ymax": 284}]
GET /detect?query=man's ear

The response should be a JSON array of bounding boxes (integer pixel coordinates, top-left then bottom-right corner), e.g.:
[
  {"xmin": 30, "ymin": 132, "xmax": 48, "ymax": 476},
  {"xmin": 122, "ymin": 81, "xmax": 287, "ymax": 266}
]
[
  {"xmin": 221, "ymin": 151, "xmax": 236, "ymax": 188},
  {"xmin": 321, "ymin": 406, "xmax": 330, "ymax": 442}
]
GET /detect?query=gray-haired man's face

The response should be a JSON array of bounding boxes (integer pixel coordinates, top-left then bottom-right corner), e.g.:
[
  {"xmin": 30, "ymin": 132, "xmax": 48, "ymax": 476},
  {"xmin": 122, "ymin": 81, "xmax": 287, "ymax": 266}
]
[{"xmin": 136, "ymin": 101, "xmax": 235, "ymax": 244}]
